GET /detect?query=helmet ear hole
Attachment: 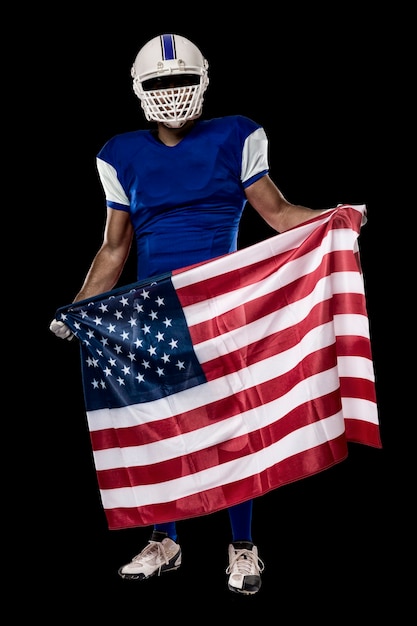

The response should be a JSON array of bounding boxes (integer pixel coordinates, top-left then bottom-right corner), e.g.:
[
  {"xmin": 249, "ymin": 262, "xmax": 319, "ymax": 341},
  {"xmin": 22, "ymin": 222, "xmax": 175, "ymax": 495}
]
[{"xmin": 131, "ymin": 34, "xmax": 209, "ymax": 125}]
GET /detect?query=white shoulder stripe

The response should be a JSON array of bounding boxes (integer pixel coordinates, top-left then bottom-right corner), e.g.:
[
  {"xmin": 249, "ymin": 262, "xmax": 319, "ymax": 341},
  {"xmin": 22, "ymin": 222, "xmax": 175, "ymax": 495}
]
[
  {"xmin": 241, "ymin": 127, "xmax": 269, "ymax": 184},
  {"xmin": 96, "ymin": 157, "xmax": 130, "ymax": 206}
]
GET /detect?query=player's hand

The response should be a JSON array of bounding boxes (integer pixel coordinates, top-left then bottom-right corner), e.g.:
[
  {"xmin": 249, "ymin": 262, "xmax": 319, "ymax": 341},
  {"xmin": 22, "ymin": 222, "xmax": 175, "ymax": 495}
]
[{"xmin": 49, "ymin": 319, "xmax": 74, "ymax": 341}]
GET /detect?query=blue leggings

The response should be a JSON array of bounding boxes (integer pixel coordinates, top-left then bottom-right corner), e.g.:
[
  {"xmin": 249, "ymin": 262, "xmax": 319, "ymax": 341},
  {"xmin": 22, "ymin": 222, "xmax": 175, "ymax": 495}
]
[{"xmin": 154, "ymin": 499, "xmax": 253, "ymax": 543}]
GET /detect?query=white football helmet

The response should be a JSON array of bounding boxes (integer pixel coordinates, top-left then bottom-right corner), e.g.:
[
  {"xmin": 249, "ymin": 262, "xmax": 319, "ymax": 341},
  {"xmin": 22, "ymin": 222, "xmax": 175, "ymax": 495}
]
[{"xmin": 131, "ymin": 34, "xmax": 209, "ymax": 128}]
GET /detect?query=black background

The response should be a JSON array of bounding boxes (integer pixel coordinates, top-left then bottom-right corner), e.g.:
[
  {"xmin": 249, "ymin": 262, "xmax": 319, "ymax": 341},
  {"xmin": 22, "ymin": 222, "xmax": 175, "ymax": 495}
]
[{"xmin": 26, "ymin": 5, "xmax": 407, "ymax": 620}]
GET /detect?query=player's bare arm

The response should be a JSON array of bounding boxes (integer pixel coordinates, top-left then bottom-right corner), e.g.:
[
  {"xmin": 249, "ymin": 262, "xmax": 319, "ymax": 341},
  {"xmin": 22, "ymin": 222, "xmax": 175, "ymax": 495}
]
[
  {"xmin": 246, "ymin": 175, "xmax": 326, "ymax": 233},
  {"xmin": 73, "ymin": 208, "xmax": 134, "ymax": 303}
]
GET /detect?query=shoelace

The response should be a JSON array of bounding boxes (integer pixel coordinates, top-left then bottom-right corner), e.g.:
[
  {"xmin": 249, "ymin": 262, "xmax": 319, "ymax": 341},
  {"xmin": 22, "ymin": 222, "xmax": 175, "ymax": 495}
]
[
  {"xmin": 131, "ymin": 540, "xmax": 170, "ymax": 571},
  {"xmin": 226, "ymin": 547, "xmax": 265, "ymax": 576}
]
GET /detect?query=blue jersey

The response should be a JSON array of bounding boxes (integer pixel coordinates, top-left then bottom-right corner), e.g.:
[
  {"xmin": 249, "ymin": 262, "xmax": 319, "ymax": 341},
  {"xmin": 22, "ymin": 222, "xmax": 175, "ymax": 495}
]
[{"xmin": 96, "ymin": 115, "xmax": 269, "ymax": 280}]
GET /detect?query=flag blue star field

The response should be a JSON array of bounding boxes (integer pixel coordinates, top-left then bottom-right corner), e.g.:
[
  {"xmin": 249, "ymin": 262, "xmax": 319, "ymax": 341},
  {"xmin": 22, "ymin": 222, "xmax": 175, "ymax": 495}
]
[
  {"xmin": 56, "ymin": 205, "xmax": 382, "ymax": 530},
  {"xmin": 67, "ymin": 274, "xmax": 207, "ymax": 411}
]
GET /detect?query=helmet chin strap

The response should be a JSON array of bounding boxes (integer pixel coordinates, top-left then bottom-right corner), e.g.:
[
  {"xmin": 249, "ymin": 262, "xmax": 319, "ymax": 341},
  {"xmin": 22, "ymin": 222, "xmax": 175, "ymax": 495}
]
[{"xmin": 162, "ymin": 120, "xmax": 187, "ymax": 129}]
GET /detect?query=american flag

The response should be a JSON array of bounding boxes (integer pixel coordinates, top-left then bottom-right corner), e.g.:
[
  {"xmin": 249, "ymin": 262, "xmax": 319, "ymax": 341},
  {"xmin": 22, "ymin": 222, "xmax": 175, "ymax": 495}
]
[{"xmin": 56, "ymin": 204, "xmax": 381, "ymax": 530}]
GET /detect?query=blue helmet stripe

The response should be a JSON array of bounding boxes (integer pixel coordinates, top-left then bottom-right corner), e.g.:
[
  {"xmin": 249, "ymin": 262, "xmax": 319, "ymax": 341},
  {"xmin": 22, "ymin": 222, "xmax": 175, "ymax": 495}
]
[{"xmin": 160, "ymin": 34, "xmax": 176, "ymax": 60}]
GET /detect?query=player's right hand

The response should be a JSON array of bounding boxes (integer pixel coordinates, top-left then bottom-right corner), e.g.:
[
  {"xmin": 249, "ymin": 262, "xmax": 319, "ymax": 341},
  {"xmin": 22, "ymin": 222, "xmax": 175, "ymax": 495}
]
[{"xmin": 49, "ymin": 319, "xmax": 74, "ymax": 341}]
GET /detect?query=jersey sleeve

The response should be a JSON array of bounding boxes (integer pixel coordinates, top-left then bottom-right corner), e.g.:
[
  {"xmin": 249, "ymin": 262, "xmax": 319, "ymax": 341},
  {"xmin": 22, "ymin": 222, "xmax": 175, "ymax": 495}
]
[
  {"xmin": 96, "ymin": 139, "xmax": 130, "ymax": 211},
  {"xmin": 241, "ymin": 126, "xmax": 269, "ymax": 188}
]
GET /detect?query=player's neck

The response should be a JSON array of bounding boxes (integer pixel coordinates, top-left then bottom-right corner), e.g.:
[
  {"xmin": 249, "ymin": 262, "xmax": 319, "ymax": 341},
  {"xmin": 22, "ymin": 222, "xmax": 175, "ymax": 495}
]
[{"xmin": 156, "ymin": 120, "xmax": 195, "ymax": 146}]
